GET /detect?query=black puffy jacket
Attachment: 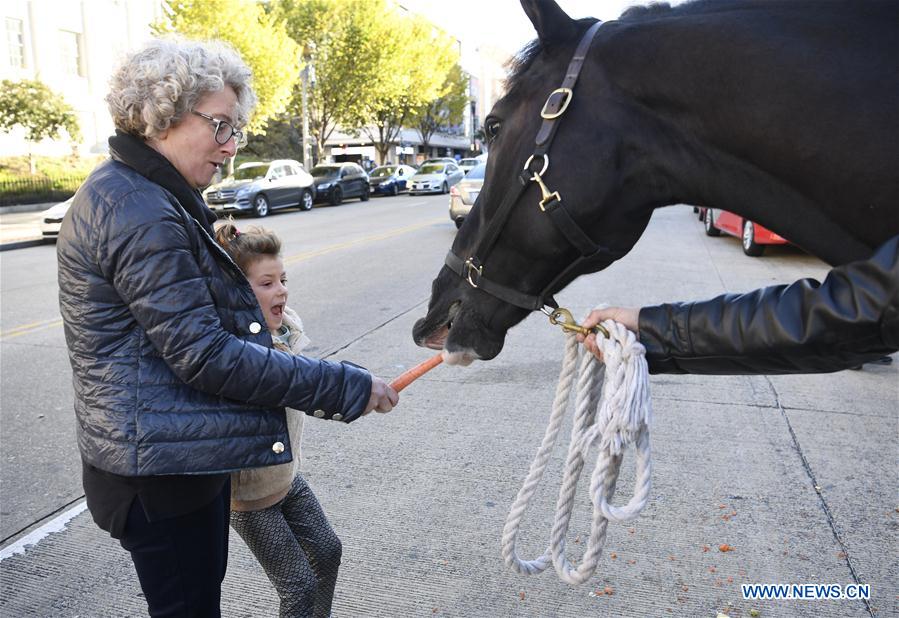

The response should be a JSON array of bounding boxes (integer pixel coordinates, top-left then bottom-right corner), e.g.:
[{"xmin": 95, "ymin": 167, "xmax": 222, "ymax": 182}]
[
  {"xmin": 58, "ymin": 159, "xmax": 372, "ymax": 477},
  {"xmin": 639, "ymin": 235, "xmax": 899, "ymax": 374}
]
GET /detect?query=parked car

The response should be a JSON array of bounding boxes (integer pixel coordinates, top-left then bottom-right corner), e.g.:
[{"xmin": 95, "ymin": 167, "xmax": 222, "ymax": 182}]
[
  {"xmin": 408, "ymin": 162, "xmax": 464, "ymax": 195},
  {"xmin": 448, "ymin": 162, "xmax": 486, "ymax": 228},
  {"xmin": 457, "ymin": 156, "xmax": 486, "ymax": 175},
  {"xmin": 204, "ymin": 159, "xmax": 314, "ymax": 217},
  {"xmin": 369, "ymin": 164, "xmax": 417, "ymax": 196},
  {"xmin": 39, "ymin": 196, "xmax": 74, "ymax": 241},
  {"xmin": 310, "ymin": 163, "xmax": 370, "ymax": 205},
  {"xmin": 420, "ymin": 157, "xmax": 458, "ymax": 167},
  {"xmin": 700, "ymin": 207, "xmax": 789, "ymax": 256}
]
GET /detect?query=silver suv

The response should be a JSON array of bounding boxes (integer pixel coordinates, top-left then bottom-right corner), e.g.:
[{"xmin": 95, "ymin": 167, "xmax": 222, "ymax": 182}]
[{"xmin": 204, "ymin": 159, "xmax": 315, "ymax": 217}]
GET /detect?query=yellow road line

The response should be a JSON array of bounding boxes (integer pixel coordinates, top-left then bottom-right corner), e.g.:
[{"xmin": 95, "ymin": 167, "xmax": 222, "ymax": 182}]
[
  {"xmin": 1, "ymin": 218, "xmax": 446, "ymax": 340},
  {"xmin": 0, "ymin": 318, "xmax": 64, "ymax": 341},
  {"xmin": 284, "ymin": 218, "xmax": 444, "ymax": 265}
]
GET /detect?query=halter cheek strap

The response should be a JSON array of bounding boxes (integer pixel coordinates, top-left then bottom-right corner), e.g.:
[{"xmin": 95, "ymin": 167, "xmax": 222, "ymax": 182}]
[{"xmin": 446, "ymin": 20, "xmax": 620, "ymax": 313}]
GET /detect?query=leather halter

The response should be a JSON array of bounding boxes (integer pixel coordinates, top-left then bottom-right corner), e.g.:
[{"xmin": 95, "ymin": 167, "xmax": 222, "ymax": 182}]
[{"xmin": 445, "ymin": 20, "xmax": 622, "ymax": 313}]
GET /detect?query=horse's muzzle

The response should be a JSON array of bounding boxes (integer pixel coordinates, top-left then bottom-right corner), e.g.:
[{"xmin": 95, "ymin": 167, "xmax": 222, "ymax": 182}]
[{"xmin": 413, "ymin": 298, "xmax": 505, "ymax": 364}]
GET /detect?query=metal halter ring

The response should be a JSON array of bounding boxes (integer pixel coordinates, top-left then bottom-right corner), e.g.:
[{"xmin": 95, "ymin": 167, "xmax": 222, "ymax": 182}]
[
  {"xmin": 464, "ymin": 258, "xmax": 483, "ymax": 288},
  {"xmin": 523, "ymin": 154, "xmax": 549, "ymax": 178}
]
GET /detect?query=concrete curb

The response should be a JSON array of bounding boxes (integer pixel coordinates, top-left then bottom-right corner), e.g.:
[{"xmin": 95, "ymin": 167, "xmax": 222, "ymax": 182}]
[
  {"xmin": 0, "ymin": 205, "xmax": 53, "ymax": 249},
  {"xmin": 0, "ymin": 238, "xmax": 47, "ymax": 252},
  {"xmin": 0, "ymin": 203, "xmax": 55, "ymax": 215}
]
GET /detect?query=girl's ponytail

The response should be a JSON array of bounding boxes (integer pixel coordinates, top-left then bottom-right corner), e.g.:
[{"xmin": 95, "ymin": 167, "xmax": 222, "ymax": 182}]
[
  {"xmin": 213, "ymin": 217, "xmax": 282, "ymax": 273},
  {"xmin": 214, "ymin": 219, "xmax": 241, "ymax": 254}
]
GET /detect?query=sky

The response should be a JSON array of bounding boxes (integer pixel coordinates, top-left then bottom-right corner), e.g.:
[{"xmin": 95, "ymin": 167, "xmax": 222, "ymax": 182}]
[{"xmin": 399, "ymin": 0, "xmax": 645, "ymax": 54}]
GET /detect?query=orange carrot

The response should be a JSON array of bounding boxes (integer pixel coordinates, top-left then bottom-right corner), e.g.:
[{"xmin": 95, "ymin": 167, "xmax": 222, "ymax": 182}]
[{"xmin": 390, "ymin": 353, "xmax": 443, "ymax": 392}]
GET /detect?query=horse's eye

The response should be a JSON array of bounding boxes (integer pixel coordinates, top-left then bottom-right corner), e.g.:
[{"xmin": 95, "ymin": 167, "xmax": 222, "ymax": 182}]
[{"xmin": 485, "ymin": 119, "xmax": 501, "ymax": 140}]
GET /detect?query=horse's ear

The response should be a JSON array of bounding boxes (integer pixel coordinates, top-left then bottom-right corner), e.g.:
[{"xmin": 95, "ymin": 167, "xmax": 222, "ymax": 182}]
[{"xmin": 521, "ymin": 0, "xmax": 577, "ymax": 45}]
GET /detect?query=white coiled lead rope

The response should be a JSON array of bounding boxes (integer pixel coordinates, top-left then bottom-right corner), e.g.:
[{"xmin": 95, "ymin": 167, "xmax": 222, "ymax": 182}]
[{"xmin": 500, "ymin": 320, "xmax": 653, "ymax": 585}]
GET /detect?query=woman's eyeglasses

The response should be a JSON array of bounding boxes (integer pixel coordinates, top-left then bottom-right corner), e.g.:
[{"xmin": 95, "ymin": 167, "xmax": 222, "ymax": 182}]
[{"xmin": 191, "ymin": 110, "xmax": 247, "ymax": 148}]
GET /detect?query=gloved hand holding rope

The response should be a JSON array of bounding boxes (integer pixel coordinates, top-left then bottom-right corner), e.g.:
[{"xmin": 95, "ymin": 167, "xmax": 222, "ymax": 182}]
[{"xmin": 501, "ymin": 310, "xmax": 652, "ymax": 585}]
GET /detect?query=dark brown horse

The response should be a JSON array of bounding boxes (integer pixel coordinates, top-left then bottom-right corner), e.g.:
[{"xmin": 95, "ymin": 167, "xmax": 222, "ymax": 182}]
[{"xmin": 414, "ymin": 0, "xmax": 898, "ymax": 363}]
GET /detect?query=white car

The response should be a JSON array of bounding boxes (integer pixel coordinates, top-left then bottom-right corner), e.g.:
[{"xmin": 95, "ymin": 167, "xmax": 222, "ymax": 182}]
[
  {"xmin": 39, "ymin": 197, "xmax": 74, "ymax": 241},
  {"xmin": 408, "ymin": 162, "xmax": 465, "ymax": 195},
  {"xmin": 458, "ymin": 156, "xmax": 486, "ymax": 175},
  {"xmin": 449, "ymin": 163, "xmax": 485, "ymax": 228}
]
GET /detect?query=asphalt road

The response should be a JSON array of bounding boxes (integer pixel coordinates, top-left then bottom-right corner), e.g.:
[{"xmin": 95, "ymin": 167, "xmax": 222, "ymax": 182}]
[
  {"xmin": 0, "ymin": 191, "xmax": 453, "ymax": 542},
  {"xmin": 1, "ymin": 197, "xmax": 896, "ymax": 617}
]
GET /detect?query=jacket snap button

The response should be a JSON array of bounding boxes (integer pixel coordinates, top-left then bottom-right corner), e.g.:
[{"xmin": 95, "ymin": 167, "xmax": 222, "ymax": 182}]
[
  {"xmin": 332, "ymin": 413, "xmax": 343, "ymax": 421},
  {"xmin": 249, "ymin": 322, "xmax": 262, "ymax": 334},
  {"xmin": 272, "ymin": 441, "xmax": 285, "ymax": 454},
  {"xmin": 313, "ymin": 410, "xmax": 325, "ymax": 418}
]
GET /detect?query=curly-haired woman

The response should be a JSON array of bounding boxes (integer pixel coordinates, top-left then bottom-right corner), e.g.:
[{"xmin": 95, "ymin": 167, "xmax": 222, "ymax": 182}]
[{"xmin": 56, "ymin": 38, "xmax": 398, "ymax": 617}]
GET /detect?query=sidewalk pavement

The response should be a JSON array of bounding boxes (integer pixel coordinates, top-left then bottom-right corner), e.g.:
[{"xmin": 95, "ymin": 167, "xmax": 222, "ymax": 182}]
[{"xmin": 0, "ymin": 204, "xmax": 53, "ymax": 250}]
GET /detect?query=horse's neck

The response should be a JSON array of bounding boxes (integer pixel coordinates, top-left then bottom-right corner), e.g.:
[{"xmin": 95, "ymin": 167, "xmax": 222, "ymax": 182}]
[{"xmin": 599, "ymin": 3, "xmax": 898, "ymax": 264}]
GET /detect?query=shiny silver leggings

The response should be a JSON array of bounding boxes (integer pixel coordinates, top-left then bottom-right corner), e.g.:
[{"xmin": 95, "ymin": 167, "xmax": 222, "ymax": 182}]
[{"xmin": 230, "ymin": 475, "xmax": 341, "ymax": 618}]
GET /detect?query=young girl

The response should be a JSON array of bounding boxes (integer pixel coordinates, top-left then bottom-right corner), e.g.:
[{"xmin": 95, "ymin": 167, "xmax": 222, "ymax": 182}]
[{"xmin": 215, "ymin": 221, "xmax": 341, "ymax": 618}]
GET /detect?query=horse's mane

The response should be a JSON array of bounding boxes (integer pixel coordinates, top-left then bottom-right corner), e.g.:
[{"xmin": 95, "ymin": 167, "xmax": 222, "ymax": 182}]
[
  {"xmin": 504, "ymin": 0, "xmax": 819, "ymax": 94},
  {"xmin": 619, "ymin": 2, "xmax": 674, "ymax": 20},
  {"xmin": 504, "ymin": 1, "xmax": 703, "ymax": 93},
  {"xmin": 504, "ymin": 18, "xmax": 597, "ymax": 95},
  {"xmin": 504, "ymin": 40, "xmax": 541, "ymax": 94}
]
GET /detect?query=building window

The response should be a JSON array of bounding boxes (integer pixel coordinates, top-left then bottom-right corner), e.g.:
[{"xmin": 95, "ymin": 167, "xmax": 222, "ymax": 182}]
[
  {"xmin": 59, "ymin": 30, "xmax": 83, "ymax": 76},
  {"xmin": 6, "ymin": 18, "xmax": 25, "ymax": 69}
]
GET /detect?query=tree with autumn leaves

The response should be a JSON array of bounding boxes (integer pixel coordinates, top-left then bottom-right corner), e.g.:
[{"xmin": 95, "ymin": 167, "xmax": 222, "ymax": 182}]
[
  {"xmin": 154, "ymin": 0, "xmax": 300, "ymax": 136},
  {"xmin": 274, "ymin": 0, "xmax": 387, "ymax": 160},
  {"xmin": 411, "ymin": 63, "xmax": 470, "ymax": 156},
  {"xmin": 349, "ymin": 9, "xmax": 460, "ymax": 164},
  {"xmin": 159, "ymin": 0, "xmax": 464, "ymax": 165}
]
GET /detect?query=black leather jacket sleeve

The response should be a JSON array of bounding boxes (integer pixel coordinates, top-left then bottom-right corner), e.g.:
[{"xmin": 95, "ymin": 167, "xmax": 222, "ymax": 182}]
[
  {"xmin": 638, "ymin": 235, "xmax": 899, "ymax": 374},
  {"xmin": 96, "ymin": 190, "xmax": 372, "ymax": 420}
]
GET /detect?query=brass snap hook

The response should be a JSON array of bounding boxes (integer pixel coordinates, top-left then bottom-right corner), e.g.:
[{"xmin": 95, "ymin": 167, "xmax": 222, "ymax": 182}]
[
  {"xmin": 548, "ymin": 307, "xmax": 610, "ymax": 339},
  {"xmin": 531, "ymin": 171, "xmax": 561, "ymax": 212},
  {"xmin": 523, "ymin": 155, "xmax": 560, "ymax": 211}
]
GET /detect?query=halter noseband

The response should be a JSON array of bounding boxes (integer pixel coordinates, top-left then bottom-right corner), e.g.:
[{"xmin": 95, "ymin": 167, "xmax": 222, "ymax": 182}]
[{"xmin": 446, "ymin": 20, "xmax": 621, "ymax": 314}]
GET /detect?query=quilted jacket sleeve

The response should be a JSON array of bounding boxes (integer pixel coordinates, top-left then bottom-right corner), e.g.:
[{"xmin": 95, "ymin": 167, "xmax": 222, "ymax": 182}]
[
  {"xmin": 96, "ymin": 189, "xmax": 372, "ymax": 421},
  {"xmin": 638, "ymin": 235, "xmax": 899, "ymax": 374}
]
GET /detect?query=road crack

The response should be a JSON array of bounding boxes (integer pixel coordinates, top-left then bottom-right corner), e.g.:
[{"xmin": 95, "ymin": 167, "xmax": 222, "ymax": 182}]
[
  {"xmin": 321, "ymin": 296, "xmax": 430, "ymax": 359},
  {"xmin": 763, "ymin": 375, "xmax": 875, "ymax": 617}
]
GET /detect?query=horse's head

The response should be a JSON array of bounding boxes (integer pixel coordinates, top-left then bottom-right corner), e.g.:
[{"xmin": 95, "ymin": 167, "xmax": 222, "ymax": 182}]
[{"xmin": 413, "ymin": 0, "xmax": 654, "ymax": 363}]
